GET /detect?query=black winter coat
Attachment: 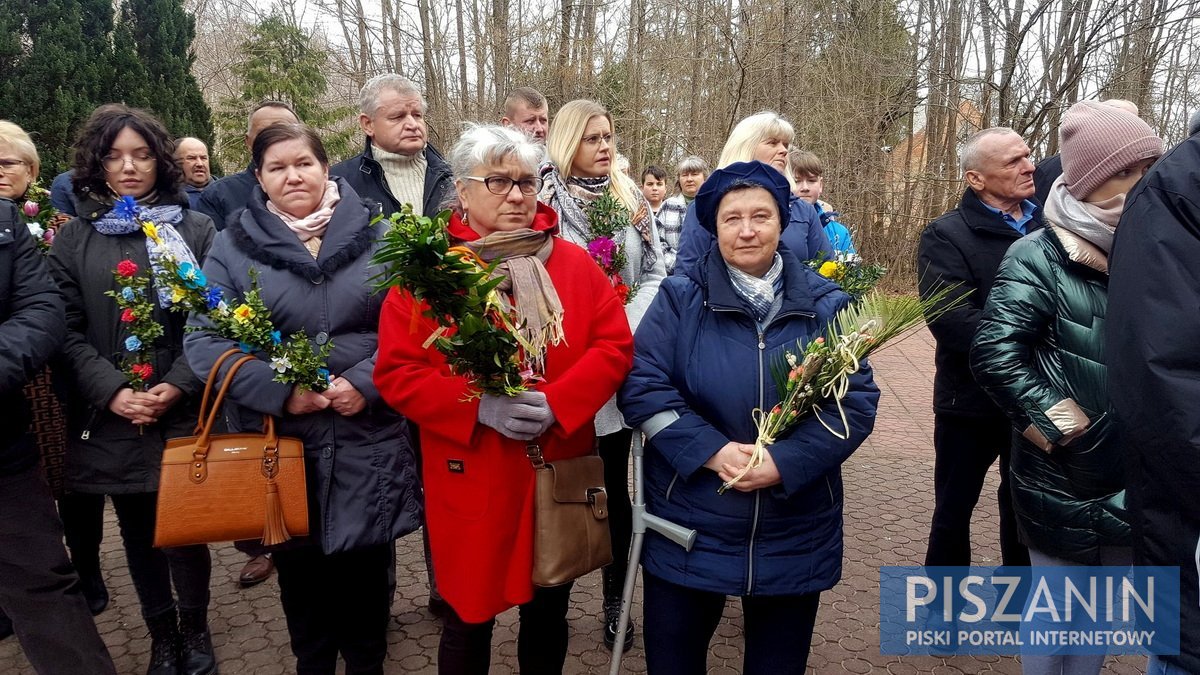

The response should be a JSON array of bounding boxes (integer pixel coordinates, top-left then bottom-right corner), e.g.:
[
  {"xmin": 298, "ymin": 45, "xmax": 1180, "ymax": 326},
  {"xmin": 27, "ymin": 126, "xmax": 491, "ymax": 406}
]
[
  {"xmin": 1107, "ymin": 133, "xmax": 1200, "ymax": 673},
  {"xmin": 48, "ymin": 194, "xmax": 215, "ymax": 493},
  {"xmin": 0, "ymin": 200, "xmax": 66, "ymax": 476},
  {"xmin": 917, "ymin": 188, "xmax": 1043, "ymax": 417},
  {"xmin": 330, "ymin": 139, "xmax": 453, "ymax": 218},
  {"xmin": 971, "ymin": 224, "xmax": 1128, "ymax": 563},
  {"xmin": 195, "ymin": 166, "xmax": 257, "ymax": 231},
  {"xmin": 183, "ymin": 178, "xmax": 422, "ymax": 554}
]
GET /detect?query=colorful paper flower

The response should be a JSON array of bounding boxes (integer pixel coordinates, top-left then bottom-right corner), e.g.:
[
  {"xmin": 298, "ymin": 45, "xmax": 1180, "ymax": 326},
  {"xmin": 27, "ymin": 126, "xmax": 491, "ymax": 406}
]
[
  {"xmin": 141, "ymin": 221, "xmax": 161, "ymax": 244},
  {"xmin": 130, "ymin": 363, "xmax": 154, "ymax": 380},
  {"xmin": 269, "ymin": 355, "xmax": 292, "ymax": 374},
  {"xmin": 233, "ymin": 304, "xmax": 255, "ymax": 324},
  {"xmin": 204, "ymin": 287, "xmax": 223, "ymax": 310},
  {"xmin": 586, "ymin": 236, "xmax": 617, "ymax": 267},
  {"xmin": 125, "ymin": 336, "xmax": 143, "ymax": 352},
  {"xmin": 116, "ymin": 259, "xmax": 139, "ymax": 277},
  {"xmin": 120, "ymin": 308, "xmax": 136, "ymax": 323},
  {"xmin": 177, "ymin": 261, "xmax": 207, "ymax": 289},
  {"xmin": 26, "ymin": 222, "xmax": 44, "ymax": 239},
  {"xmin": 171, "ymin": 286, "xmax": 187, "ymax": 304},
  {"xmin": 121, "ymin": 286, "xmax": 136, "ymax": 302},
  {"xmin": 271, "ymin": 330, "xmax": 282, "ymax": 345},
  {"xmin": 113, "ymin": 196, "xmax": 138, "ymax": 222}
]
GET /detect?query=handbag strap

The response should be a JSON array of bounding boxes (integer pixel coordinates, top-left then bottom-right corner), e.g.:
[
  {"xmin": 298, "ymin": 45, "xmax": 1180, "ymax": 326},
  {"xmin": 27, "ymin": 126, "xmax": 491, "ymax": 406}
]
[
  {"xmin": 526, "ymin": 443, "xmax": 545, "ymax": 469},
  {"xmin": 193, "ymin": 354, "xmax": 276, "ymax": 461},
  {"xmin": 193, "ymin": 348, "xmax": 244, "ymax": 435}
]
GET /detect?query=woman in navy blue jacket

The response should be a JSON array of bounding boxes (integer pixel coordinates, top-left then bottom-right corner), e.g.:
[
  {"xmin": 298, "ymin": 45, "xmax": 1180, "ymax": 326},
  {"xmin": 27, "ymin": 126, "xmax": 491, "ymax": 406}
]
[
  {"xmin": 671, "ymin": 112, "xmax": 834, "ymax": 275},
  {"xmin": 618, "ymin": 161, "xmax": 879, "ymax": 675}
]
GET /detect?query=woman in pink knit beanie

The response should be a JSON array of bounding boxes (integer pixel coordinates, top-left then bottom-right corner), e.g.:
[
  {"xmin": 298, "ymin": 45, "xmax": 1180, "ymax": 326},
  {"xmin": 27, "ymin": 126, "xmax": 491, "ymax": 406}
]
[{"xmin": 969, "ymin": 100, "xmax": 1164, "ymax": 675}]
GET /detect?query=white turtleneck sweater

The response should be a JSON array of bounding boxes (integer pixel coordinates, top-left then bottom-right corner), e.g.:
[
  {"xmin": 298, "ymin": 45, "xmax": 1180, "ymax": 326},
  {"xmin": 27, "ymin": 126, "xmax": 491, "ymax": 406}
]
[{"xmin": 373, "ymin": 145, "xmax": 427, "ymax": 215}]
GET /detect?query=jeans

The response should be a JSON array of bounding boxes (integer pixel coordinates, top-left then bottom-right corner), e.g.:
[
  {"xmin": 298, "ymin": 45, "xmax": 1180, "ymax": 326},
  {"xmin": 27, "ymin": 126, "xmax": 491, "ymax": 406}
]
[
  {"xmin": 0, "ymin": 465, "xmax": 116, "ymax": 674},
  {"xmin": 926, "ymin": 413, "xmax": 1029, "ymax": 566},
  {"xmin": 274, "ymin": 543, "xmax": 392, "ymax": 675},
  {"xmin": 642, "ymin": 572, "xmax": 819, "ymax": 675},
  {"xmin": 1020, "ymin": 547, "xmax": 1133, "ymax": 675},
  {"xmin": 105, "ymin": 491, "xmax": 211, "ymax": 619},
  {"xmin": 438, "ymin": 582, "xmax": 574, "ymax": 674},
  {"xmin": 1146, "ymin": 656, "xmax": 1195, "ymax": 675}
]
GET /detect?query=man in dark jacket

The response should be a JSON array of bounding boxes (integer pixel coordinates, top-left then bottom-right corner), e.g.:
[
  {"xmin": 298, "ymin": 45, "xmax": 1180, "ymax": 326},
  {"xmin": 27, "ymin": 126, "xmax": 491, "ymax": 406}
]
[
  {"xmin": 331, "ymin": 74, "xmax": 453, "ymax": 218},
  {"xmin": 195, "ymin": 100, "xmax": 299, "ymax": 230},
  {"xmin": 1107, "ymin": 129, "xmax": 1200, "ymax": 675},
  {"xmin": 0, "ymin": 199, "xmax": 116, "ymax": 674},
  {"xmin": 175, "ymin": 137, "xmax": 212, "ymax": 210},
  {"xmin": 917, "ymin": 127, "xmax": 1041, "ymax": 568}
]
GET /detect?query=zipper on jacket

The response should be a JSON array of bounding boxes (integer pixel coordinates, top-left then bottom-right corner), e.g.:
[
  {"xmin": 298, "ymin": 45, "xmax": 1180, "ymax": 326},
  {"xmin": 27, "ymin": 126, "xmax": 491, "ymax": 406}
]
[
  {"xmin": 665, "ymin": 473, "xmax": 679, "ymax": 502},
  {"xmin": 707, "ymin": 303, "xmax": 818, "ymax": 595},
  {"xmin": 81, "ymin": 408, "xmax": 99, "ymax": 440},
  {"xmin": 746, "ymin": 327, "xmax": 766, "ymax": 595}
]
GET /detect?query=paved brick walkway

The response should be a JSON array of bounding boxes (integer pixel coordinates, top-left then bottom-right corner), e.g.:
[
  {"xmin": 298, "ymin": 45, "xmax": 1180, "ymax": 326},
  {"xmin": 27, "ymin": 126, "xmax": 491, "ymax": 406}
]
[{"xmin": 0, "ymin": 329, "xmax": 1148, "ymax": 673}]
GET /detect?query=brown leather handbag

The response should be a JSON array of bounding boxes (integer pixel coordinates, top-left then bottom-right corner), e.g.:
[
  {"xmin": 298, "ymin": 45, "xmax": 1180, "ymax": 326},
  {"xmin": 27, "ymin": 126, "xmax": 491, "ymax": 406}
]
[
  {"xmin": 528, "ymin": 443, "xmax": 613, "ymax": 587},
  {"xmin": 154, "ymin": 349, "xmax": 309, "ymax": 548}
]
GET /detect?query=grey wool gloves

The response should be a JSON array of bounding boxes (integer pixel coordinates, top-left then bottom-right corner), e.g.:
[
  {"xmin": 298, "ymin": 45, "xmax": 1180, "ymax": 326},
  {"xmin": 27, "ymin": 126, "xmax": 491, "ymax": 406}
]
[{"xmin": 477, "ymin": 391, "xmax": 556, "ymax": 441}]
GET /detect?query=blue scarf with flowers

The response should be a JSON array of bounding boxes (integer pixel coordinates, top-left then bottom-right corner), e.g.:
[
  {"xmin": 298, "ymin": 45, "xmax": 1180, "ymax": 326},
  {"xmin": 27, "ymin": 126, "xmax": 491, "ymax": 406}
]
[{"xmin": 93, "ymin": 196, "xmax": 199, "ymax": 308}]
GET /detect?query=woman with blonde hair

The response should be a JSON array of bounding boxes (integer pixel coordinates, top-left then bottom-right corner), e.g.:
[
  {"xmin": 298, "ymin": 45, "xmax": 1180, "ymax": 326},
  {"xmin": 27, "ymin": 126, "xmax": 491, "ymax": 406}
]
[
  {"xmin": 674, "ymin": 111, "xmax": 833, "ymax": 275},
  {"xmin": 539, "ymin": 98, "xmax": 666, "ymax": 650}
]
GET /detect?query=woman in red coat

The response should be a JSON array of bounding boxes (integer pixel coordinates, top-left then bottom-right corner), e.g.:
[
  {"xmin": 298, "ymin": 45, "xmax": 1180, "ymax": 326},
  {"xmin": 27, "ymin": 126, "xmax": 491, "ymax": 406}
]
[{"xmin": 374, "ymin": 124, "xmax": 634, "ymax": 674}]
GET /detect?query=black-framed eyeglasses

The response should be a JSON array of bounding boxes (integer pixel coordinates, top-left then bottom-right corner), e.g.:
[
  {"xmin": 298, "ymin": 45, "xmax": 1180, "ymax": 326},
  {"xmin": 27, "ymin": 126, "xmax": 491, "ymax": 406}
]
[{"xmin": 463, "ymin": 175, "xmax": 543, "ymax": 196}]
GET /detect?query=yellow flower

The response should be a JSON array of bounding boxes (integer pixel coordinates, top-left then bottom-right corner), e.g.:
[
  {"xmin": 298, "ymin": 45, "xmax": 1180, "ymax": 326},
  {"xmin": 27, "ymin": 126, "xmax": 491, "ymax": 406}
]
[
  {"xmin": 171, "ymin": 286, "xmax": 187, "ymax": 303},
  {"xmin": 233, "ymin": 304, "xmax": 256, "ymax": 324},
  {"xmin": 818, "ymin": 261, "xmax": 841, "ymax": 279},
  {"xmin": 141, "ymin": 221, "xmax": 161, "ymax": 244}
]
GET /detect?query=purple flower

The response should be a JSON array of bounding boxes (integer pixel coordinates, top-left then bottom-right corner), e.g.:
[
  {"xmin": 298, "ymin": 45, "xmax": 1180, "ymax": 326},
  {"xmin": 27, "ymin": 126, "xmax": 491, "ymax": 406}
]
[
  {"xmin": 22, "ymin": 200, "xmax": 39, "ymax": 218},
  {"xmin": 587, "ymin": 236, "xmax": 617, "ymax": 268}
]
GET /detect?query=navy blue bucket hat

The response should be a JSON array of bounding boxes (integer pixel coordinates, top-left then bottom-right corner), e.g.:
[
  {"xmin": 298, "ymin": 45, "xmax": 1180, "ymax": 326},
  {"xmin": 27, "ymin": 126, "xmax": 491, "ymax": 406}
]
[{"xmin": 694, "ymin": 160, "xmax": 791, "ymax": 234}]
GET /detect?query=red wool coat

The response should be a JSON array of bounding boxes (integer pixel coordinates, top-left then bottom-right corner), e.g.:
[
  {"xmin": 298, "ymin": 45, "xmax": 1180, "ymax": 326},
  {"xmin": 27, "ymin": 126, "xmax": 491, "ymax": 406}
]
[{"xmin": 374, "ymin": 207, "xmax": 634, "ymax": 623}]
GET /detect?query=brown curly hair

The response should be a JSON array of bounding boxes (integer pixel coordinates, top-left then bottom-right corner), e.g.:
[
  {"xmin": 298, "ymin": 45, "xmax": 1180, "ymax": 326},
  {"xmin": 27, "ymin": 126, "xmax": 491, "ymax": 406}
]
[{"xmin": 72, "ymin": 104, "xmax": 183, "ymax": 201}]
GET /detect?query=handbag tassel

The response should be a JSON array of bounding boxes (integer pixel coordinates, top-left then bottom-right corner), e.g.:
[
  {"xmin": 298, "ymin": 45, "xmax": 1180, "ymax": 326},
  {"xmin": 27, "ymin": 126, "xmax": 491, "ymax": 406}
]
[{"xmin": 262, "ymin": 479, "xmax": 291, "ymax": 546}]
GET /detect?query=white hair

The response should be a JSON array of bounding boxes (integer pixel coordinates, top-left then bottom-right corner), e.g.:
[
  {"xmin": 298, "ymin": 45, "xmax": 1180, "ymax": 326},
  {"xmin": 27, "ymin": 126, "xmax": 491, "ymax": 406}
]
[
  {"xmin": 960, "ymin": 127, "xmax": 1020, "ymax": 174},
  {"xmin": 358, "ymin": 74, "xmax": 426, "ymax": 117},
  {"xmin": 448, "ymin": 124, "xmax": 544, "ymax": 181}
]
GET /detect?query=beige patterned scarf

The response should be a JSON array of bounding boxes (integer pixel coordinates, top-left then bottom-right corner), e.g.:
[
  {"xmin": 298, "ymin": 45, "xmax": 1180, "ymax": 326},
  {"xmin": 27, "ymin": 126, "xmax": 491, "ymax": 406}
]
[{"xmin": 461, "ymin": 228, "xmax": 566, "ymax": 369}]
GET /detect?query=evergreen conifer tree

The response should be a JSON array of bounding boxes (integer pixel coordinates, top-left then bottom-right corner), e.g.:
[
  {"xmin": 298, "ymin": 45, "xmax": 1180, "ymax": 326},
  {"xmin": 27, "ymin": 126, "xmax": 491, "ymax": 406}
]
[
  {"xmin": 0, "ymin": 0, "xmax": 111, "ymax": 176},
  {"xmin": 114, "ymin": 0, "xmax": 213, "ymax": 144}
]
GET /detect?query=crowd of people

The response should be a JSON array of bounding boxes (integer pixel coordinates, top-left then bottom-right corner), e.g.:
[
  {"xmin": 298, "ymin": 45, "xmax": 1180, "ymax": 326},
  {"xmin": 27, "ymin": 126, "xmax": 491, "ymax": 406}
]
[{"xmin": 0, "ymin": 74, "xmax": 1198, "ymax": 675}]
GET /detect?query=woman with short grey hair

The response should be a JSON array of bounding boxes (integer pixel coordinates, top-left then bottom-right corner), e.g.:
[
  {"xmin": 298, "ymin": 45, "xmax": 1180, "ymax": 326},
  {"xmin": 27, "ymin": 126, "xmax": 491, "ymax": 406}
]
[{"xmin": 377, "ymin": 124, "xmax": 634, "ymax": 674}]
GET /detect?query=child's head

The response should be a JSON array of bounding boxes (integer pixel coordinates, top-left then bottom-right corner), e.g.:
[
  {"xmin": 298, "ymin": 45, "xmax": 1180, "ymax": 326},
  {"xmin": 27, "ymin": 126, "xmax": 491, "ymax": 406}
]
[
  {"xmin": 788, "ymin": 149, "xmax": 824, "ymax": 204},
  {"xmin": 641, "ymin": 165, "xmax": 667, "ymax": 205}
]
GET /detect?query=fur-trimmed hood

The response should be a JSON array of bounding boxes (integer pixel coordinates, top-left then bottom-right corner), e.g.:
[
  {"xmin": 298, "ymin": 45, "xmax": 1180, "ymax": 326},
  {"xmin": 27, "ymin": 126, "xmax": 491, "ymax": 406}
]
[{"xmin": 230, "ymin": 176, "xmax": 381, "ymax": 284}]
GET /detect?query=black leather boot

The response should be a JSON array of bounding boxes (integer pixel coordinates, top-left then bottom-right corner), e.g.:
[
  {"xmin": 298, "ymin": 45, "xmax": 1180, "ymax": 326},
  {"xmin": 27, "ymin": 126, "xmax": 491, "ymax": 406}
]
[
  {"xmin": 145, "ymin": 607, "xmax": 182, "ymax": 675},
  {"xmin": 178, "ymin": 607, "xmax": 218, "ymax": 675},
  {"xmin": 77, "ymin": 565, "xmax": 110, "ymax": 616},
  {"xmin": 601, "ymin": 565, "xmax": 635, "ymax": 651}
]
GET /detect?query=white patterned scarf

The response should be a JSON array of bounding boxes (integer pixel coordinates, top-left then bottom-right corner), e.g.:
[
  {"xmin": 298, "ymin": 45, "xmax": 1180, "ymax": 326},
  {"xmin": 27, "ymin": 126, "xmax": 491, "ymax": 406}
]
[{"xmin": 727, "ymin": 253, "xmax": 784, "ymax": 322}]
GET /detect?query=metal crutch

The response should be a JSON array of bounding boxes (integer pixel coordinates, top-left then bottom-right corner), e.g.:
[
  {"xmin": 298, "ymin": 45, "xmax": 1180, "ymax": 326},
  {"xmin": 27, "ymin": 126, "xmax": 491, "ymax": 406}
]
[{"xmin": 609, "ymin": 432, "xmax": 697, "ymax": 674}]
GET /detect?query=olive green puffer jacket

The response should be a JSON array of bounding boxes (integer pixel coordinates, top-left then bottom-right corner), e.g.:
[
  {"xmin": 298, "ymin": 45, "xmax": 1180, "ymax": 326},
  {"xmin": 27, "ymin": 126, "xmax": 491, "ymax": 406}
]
[{"xmin": 970, "ymin": 223, "xmax": 1129, "ymax": 564}]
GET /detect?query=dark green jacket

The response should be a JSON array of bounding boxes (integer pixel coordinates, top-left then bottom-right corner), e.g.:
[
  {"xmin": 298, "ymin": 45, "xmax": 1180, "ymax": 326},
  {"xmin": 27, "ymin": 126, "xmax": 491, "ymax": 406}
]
[{"xmin": 970, "ymin": 223, "xmax": 1129, "ymax": 563}]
